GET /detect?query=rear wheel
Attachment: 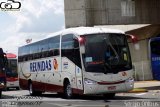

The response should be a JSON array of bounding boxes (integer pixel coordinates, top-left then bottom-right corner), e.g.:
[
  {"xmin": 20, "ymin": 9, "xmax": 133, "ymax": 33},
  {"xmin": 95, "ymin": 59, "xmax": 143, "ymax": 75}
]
[
  {"xmin": 64, "ymin": 81, "xmax": 73, "ymax": 99},
  {"xmin": 29, "ymin": 82, "xmax": 42, "ymax": 96},
  {"xmin": 29, "ymin": 82, "xmax": 34, "ymax": 96},
  {"xmin": 103, "ymin": 93, "xmax": 115, "ymax": 99},
  {"xmin": 0, "ymin": 91, "xmax": 2, "ymax": 98}
]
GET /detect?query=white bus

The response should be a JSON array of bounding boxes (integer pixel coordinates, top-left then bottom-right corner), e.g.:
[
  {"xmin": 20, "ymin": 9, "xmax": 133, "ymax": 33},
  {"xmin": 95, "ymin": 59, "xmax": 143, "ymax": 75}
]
[{"xmin": 18, "ymin": 27, "xmax": 134, "ymax": 99}]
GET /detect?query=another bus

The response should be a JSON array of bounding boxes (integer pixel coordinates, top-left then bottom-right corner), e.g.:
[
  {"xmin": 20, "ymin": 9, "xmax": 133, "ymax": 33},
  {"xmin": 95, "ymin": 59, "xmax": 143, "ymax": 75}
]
[
  {"xmin": 18, "ymin": 27, "xmax": 134, "ymax": 99},
  {"xmin": 0, "ymin": 48, "xmax": 8, "ymax": 98},
  {"xmin": 5, "ymin": 54, "xmax": 19, "ymax": 90},
  {"xmin": 149, "ymin": 37, "xmax": 160, "ymax": 80}
]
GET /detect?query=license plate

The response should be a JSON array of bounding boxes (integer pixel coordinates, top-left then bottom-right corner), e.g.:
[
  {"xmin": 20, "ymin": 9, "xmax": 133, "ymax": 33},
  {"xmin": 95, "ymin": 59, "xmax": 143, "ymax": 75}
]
[
  {"xmin": 108, "ymin": 86, "xmax": 116, "ymax": 90},
  {"xmin": 10, "ymin": 84, "xmax": 14, "ymax": 86}
]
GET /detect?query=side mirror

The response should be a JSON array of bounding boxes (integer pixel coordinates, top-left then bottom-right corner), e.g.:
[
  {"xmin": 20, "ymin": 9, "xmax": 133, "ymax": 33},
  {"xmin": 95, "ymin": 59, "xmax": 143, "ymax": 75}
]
[
  {"xmin": 73, "ymin": 38, "xmax": 79, "ymax": 48},
  {"xmin": 126, "ymin": 34, "xmax": 138, "ymax": 43},
  {"xmin": 126, "ymin": 34, "xmax": 139, "ymax": 50}
]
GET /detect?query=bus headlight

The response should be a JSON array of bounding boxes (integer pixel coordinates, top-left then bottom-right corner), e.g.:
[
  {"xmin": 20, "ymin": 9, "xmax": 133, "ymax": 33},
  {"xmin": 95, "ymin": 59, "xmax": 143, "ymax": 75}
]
[
  {"xmin": 84, "ymin": 78, "xmax": 97, "ymax": 85},
  {"xmin": 126, "ymin": 77, "xmax": 134, "ymax": 83},
  {"xmin": 126, "ymin": 77, "xmax": 134, "ymax": 87},
  {"xmin": 0, "ymin": 82, "xmax": 4, "ymax": 86}
]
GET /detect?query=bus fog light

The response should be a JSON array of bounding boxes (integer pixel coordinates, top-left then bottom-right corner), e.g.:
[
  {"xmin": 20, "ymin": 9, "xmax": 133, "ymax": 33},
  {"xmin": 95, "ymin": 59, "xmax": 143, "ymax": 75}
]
[
  {"xmin": 84, "ymin": 78, "xmax": 97, "ymax": 85},
  {"xmin": 0, "ymin": 82, "xmax": 4, "ymax": 85},
  {"xmin": 126, "ymin": 77, "xmax": 134, "ymax": 87}
]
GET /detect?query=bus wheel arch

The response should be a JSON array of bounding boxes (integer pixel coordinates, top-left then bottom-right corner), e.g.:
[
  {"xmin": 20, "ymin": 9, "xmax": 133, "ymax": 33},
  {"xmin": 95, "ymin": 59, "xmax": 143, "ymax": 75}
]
[{"xmin": 63, "ymin": 78, "xmax": 73, "ymax": 99}]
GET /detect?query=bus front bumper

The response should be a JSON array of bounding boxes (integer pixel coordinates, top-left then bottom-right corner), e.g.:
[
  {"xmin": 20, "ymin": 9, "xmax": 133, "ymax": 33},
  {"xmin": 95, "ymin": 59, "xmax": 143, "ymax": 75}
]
[{"xmin": 83, "ymin": 77, "xmax": 134, "ymax": 94}]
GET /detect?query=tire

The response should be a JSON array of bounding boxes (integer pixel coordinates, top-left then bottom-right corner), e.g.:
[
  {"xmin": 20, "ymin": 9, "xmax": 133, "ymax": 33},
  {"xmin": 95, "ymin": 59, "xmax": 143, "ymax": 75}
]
[
  {"xmin": 29, "ymin": 82, "xmax": 34, "ymax": 96},
  {"xmin": 29, "ymin": 82, "xmax": 42, "ymax": 96},
  {"xmin": 103, "ymin": 93, "xmax": 115, "ymax": 99},
  {"xmin": 64, "ymin": 81, "xmax": 73, "ymax": 99},
  {"xmin": 0, "ymin": 91, "xmax": 2, "ymax": 98}
]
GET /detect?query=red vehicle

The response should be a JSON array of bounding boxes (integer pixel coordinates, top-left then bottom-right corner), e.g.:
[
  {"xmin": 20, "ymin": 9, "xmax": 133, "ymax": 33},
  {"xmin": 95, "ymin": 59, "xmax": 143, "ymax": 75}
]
[
  {"xmin": 0, "ymin": 48, "xmax": 8, "ymax": 98},
  {"xmin": 5, "ymin": 53, "xmax": 19, "ymax": 90}
]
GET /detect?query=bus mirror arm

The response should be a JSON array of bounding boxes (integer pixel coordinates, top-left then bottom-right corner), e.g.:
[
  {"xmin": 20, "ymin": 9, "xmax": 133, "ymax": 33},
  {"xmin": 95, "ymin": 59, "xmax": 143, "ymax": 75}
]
[
  {"xmin": 126, "ymin": 34, "xmax": 138, "ymax": 44},
  {"xmin": 126, "ymin": 34, "xmax": 140, "ymax": 50}
]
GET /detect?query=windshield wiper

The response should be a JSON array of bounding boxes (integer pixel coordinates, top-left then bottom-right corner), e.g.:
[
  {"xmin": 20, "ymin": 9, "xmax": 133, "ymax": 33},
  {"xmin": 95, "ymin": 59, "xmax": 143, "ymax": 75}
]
[{"xmin": 103, "ymin": 37, "xmax": 120, "ymax": 64}]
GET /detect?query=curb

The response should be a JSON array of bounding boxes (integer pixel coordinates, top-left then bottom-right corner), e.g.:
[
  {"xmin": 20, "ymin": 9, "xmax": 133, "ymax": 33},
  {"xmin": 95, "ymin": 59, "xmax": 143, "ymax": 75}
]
[{"xmin": 128, "ymin": 88, "xmax": 148, "ymax": 93}]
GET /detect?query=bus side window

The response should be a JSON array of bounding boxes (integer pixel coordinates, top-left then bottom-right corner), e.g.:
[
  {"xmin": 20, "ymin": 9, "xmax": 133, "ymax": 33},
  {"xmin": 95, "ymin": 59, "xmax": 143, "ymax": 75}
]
[
  {"xmin": 40, "ymin": 39, "xmax": 49, "ymax": 58},
  {"xmin": 48, "ymin": 36, "xmax": 60, "ymax": 57},
  {"xmin": 61, "ymin": 34, "xmax": 74, "ymax": 60},
  {"xmin": 62, "ymin": 34, "xmax": 81, "ymax": 68},
  {"xmin": 73, "ymin": 37, "xmax": 82, "ymax": 68}
]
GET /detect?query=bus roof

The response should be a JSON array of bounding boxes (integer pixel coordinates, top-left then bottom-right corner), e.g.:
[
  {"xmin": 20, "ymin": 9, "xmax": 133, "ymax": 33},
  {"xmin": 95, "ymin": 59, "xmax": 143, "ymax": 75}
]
[
  {"xmin": 47, "ymin": 27, "xmax": 125, "ymax": 38},
  {"xmin": 21, "ymin": 27, "xmax": 125, "ymax": 47}
]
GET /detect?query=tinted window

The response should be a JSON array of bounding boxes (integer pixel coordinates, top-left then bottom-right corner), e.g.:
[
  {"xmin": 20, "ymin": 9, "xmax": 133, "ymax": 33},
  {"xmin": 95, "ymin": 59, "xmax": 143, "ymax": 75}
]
[
  {"xmin": 19, "ymin": 46, "xmax": 30, "ymax": 56},
  {"xmin": 30, "ymin": 43, "xmax": 39, "ymax": 54},
  {"xmin": 62, "ymin": 34, "xmax": 81, "ymax": 68},
  {"xmin": 48, "ymin": 36, "xmax": 60, "ymax": 49},
  {"xmin": 48, "ymin": 36, "xmax": 60, "ymax": 56},
  {"xmin": 82, "ymin": 33, "xmax": 132, "ymax": 73},
  {"xmin": 39, "ymin": 40, "xmax": 49, "ymax": 52},
  {"xmin": 62, "ymin": 34, "xmax": 74, "ymax": 49},
  {"xmin": 18, "ymin": 35, "xmax": 60, "ymax": 62}
]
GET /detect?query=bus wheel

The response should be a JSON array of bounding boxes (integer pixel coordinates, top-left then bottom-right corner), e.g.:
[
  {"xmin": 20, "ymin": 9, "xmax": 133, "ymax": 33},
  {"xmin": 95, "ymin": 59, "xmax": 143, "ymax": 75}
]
[
  {"xmin": 29, "ymin": 83, "xmax": 34, "ymax": 96},
  {"xmin": 103, "ymin": 93, "xmax": 115, "ymax": 99},
  {"xmin": 29, "ymin": 82, "xmax": 42, "ymax": 96},
  {"xmin": 0, "ymin": 91, "xmax": 2, "ymax": 98},
  {"xmin": 64, "ymin": 81, "xmax": 73, "ymax": 99}
]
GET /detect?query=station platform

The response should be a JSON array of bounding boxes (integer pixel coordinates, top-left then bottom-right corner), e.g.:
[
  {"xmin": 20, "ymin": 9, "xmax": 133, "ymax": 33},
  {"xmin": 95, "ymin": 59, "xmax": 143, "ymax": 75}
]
[{"xmin": 129, "ymin": 80, "xmax": 160, "ymax": 93}]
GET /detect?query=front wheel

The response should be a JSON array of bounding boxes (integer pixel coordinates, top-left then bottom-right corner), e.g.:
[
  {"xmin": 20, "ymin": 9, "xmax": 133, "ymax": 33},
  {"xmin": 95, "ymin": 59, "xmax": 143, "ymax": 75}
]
[
  {"xmin": 64, "ymin": 81, "xmax": 73, "ymax": 99},
  {"xmin": 103, "ymin": 93, "xmax": 115, "ymax": 99}
]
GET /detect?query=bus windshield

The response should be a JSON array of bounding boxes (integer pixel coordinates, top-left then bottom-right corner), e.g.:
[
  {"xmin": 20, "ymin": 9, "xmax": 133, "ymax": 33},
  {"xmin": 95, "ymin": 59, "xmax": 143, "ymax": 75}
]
[
  {"xmin": 82, "ymin": 33, "xmax": 132, "ymax": 73},
  {"xmin": 6, "ymin": 59, "xmax": 17, "ymax": 78}
]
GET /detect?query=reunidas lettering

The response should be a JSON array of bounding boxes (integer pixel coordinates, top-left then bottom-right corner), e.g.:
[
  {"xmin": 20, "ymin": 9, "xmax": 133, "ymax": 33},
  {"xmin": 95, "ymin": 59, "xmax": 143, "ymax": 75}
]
[{"xmin": 30, "ymin": 60, "xmax": 52, "ymax": 72}]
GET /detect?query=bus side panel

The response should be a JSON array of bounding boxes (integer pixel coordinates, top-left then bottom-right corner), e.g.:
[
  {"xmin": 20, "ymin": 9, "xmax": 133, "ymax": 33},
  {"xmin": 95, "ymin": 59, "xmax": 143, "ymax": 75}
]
[
  {"xmin": 18, "ymin": 62, "xmax": 31, "ymax": 90},
  {"xmin": 45, "ymin": 57, "xmax": 64, "ymax": 93},
  {"xmin": 19, "ymin": 78, "xmax": 28, "ymax": 90},
  {"xmin": 18, "ymin": 61, "xmax": 43, "ymax": 91},
  {"xmin": 61, "ymin": 57, "xmax": 84, "ymax": 94},
  {"xmin": 19, "ymin": 57, "xmax": 65, "ymax": 93}
]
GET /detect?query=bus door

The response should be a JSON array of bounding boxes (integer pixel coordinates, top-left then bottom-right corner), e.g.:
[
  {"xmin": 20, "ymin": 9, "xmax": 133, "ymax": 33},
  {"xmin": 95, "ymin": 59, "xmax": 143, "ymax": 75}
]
[
  {"xmin": 61, "ymin": 34, "xmax": 83, "ymax": 91},
  {"xmin": 150, "ymin": 37, "xmax": 160, "ymax": 80}
]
